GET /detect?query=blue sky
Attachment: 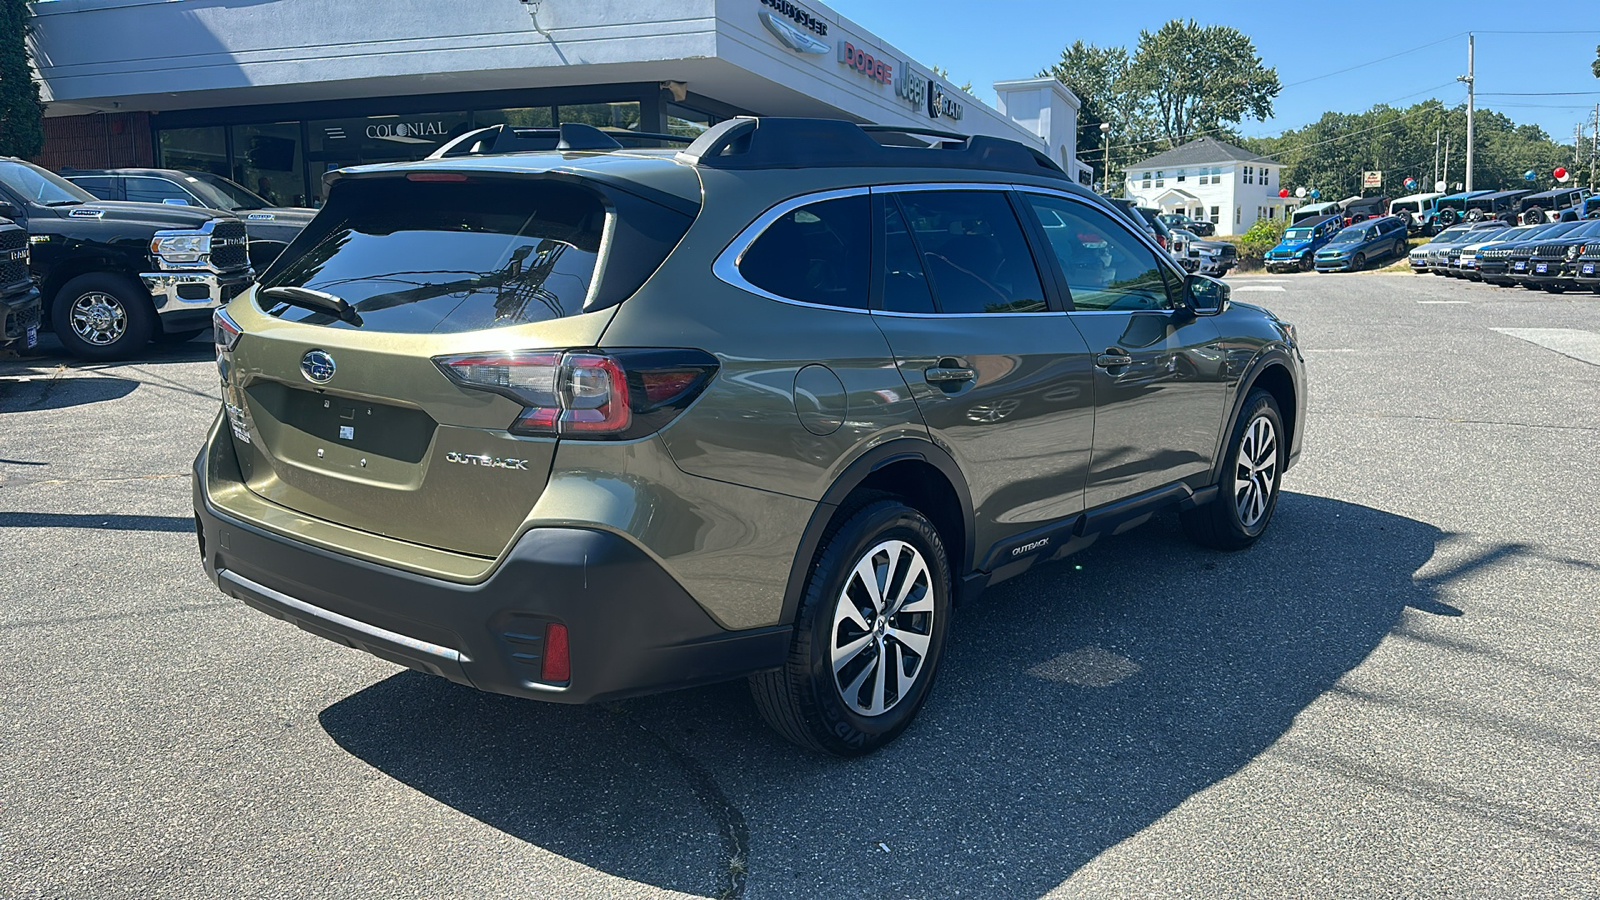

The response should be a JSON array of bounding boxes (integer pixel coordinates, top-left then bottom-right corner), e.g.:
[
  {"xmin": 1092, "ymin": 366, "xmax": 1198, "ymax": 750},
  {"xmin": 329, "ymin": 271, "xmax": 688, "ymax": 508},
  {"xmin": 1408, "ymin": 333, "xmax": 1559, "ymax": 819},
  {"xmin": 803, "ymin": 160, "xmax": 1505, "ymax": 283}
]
[{"xmin": 830, "ymin": 0, "xmax": 1600, "ymax": 148}]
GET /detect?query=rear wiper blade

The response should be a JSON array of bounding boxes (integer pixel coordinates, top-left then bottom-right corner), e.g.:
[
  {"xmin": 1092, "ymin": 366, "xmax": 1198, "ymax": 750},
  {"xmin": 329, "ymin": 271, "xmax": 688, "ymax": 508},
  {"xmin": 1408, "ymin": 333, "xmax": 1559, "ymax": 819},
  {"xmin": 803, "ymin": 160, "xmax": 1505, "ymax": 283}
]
[{"xmin": 260, "ymin": 286, "xmax": 363, "ymax": 326}]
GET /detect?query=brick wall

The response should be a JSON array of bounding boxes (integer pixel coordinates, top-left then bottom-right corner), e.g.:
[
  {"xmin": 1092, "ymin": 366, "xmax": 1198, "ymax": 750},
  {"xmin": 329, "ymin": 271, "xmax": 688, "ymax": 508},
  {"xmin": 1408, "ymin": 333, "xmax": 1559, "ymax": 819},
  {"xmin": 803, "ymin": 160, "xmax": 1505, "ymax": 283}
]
[{"xmin": 32, "ymin": 113, "xmax": 154, "ymax": 171}]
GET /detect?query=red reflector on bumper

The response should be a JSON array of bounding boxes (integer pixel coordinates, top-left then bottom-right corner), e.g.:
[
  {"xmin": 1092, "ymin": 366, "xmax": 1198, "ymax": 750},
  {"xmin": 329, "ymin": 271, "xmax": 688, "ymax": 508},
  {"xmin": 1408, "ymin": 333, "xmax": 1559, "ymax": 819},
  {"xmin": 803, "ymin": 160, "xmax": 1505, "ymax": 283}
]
[{"xmin": 541, "ymin": 623, "xmax": 570, "ymax": 682}]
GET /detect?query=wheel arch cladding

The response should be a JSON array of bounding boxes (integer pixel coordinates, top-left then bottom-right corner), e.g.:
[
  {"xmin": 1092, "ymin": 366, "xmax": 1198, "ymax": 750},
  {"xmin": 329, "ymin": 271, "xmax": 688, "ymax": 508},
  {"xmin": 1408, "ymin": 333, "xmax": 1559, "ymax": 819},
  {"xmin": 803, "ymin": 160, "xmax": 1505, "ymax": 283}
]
[
  {"xmin": 779, "ymin": 441, "xmax": 973, "ymax": 625},
  {"xmin": 1250, "ymin": 363, "xmax": 1297, "ymax": 455}
]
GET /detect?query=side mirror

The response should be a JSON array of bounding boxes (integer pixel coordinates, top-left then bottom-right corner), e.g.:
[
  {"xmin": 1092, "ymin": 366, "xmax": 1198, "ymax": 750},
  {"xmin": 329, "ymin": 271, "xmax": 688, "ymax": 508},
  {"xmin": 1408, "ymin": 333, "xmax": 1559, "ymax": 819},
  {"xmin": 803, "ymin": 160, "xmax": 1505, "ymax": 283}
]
[
  {"xmin": 1184, "ymin": 273, "xmax": 1229, "ymax": 315},
  {"xmin": 0, "ymin": 199, "xmax": 19, "ymax": 220}
]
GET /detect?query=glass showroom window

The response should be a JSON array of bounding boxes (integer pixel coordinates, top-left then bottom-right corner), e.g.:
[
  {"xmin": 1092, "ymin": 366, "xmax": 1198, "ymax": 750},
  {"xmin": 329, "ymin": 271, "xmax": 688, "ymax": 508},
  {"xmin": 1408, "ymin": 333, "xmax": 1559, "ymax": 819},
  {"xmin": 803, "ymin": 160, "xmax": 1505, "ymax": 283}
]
[
  {"xmin": 233, "ymin": 122, "xmax": 306, "ymax": 209},
  {"xmin": 158, "ymin": 127, "xmax": 228, "ymax": 178}
]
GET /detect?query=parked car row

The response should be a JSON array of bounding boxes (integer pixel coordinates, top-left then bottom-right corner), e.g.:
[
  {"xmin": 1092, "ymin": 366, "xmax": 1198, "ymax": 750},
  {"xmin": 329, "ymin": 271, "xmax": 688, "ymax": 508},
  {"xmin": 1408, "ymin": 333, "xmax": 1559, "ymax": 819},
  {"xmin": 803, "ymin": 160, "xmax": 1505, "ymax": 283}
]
[
  {"xmin": 1265, "ymin": 214, "xmax": 1409, "ymax": 273},
  {"xmin": 0, "ymin": 157, "xmax": 317, "ymax": 360},
  {"xmin": 1387, "ymin": 187, "xmax": 1597, "ymax": 237},
  {"xmin": 1409, "ymin": 218, "xmax": 1600, "ymax": 293}
]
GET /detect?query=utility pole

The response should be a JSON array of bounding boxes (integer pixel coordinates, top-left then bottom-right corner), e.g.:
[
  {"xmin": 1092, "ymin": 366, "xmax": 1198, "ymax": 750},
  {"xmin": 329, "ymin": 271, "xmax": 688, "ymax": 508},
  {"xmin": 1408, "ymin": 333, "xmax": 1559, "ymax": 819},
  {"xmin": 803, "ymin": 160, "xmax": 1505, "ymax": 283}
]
[
  {"xmin": 1433, "ymin": 128, "xmax": 1441, "ymax": 190},
  {"xmin": 1592, "ymin": 104, "xmax": 1598, "ymax": 192},
  {"xmin": 1458, "ymin": 34, "xmax": 1475, "ymax": 193},
  {"xmin": 1442, "ymin": 136, "xmax": 1451, "ymax": 191},
  {"xmin": 1100, "ymin": 121, "xmax": 1112, "ymax": 195}
]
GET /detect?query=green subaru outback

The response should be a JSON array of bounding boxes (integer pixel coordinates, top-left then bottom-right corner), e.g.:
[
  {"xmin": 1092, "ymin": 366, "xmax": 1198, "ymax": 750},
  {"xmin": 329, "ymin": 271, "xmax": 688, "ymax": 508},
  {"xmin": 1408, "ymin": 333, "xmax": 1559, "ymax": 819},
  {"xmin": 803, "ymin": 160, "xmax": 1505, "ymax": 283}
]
[{"xmin": 195, "ymin": 118, "xmax": 1304, "ymax": 756}]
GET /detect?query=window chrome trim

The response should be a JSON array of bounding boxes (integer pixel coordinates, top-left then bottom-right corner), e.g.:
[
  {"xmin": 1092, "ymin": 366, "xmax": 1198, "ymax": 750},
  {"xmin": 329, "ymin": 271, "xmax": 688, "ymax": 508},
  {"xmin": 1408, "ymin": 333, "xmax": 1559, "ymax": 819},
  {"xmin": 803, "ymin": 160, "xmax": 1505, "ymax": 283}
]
[
  {"xmin": 711, "ymin": 186, "xmax": 874, "ymax": 314},
  {"xmin": 712, "ymin": 180, "xmax": 1138, "ymax": 319}
]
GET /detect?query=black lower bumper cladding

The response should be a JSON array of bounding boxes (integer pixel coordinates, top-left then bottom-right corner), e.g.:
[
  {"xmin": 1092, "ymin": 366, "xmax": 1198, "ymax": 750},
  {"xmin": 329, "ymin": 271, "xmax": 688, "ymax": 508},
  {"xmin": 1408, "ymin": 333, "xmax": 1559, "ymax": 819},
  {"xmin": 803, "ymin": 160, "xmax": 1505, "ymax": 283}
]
[{"xmin": 195, "ymin": 474, "xmax": 790, "ymax": 705}]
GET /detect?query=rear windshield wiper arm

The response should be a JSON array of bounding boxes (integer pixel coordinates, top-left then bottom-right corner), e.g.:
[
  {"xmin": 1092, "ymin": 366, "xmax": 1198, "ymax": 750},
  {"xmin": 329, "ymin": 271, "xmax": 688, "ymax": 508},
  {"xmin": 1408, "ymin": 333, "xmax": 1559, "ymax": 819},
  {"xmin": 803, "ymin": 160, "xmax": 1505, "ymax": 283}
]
[{"xmin": 259, "ymin": 286, "xmax": 363, "ymax": 326}]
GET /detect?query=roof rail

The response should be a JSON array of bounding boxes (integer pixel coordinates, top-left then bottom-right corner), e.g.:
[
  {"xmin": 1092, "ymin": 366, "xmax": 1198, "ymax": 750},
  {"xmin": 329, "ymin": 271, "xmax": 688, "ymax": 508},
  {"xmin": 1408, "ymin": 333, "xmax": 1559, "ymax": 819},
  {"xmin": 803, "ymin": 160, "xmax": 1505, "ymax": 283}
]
[
  {"xmin": 674, "ymin": 117, "xmax": 1067, "ymax": 180},
  {"xmin": 427, "ymin": 123, "xmax": 694, "ymax": 159}
]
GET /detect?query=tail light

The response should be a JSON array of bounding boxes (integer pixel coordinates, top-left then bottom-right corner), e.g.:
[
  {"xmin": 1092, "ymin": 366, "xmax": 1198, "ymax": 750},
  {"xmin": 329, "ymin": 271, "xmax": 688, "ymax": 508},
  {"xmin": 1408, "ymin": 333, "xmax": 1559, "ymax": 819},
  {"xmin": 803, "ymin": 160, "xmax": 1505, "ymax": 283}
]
[
  {"xmin": 213, "ymin": 308, "xmax": 242, "ymax": 353},
  {"xmin": 434, "ymin": 348, "xmax": 718, "ymax": 440}
]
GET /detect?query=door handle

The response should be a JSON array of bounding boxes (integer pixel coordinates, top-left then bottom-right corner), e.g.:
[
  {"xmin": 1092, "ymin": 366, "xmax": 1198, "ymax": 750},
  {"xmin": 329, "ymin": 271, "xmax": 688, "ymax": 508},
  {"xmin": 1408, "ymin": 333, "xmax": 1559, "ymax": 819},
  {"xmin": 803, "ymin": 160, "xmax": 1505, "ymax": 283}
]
[
  {"xmin": 924, "ymin": 363, "xmax": 977, "ymax": 384},
  {"xmin": 1096, "ymin": 351, "xmax": 1133, "ymax": 369}
]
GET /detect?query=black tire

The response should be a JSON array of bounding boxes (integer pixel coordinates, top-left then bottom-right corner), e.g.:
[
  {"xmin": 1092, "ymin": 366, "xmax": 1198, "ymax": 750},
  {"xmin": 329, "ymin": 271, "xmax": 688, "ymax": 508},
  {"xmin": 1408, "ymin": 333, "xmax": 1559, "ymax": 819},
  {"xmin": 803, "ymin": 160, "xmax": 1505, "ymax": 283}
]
[
  {"xmin": 750, "ymin": 496, "xmax": 952, "ymax": 757},
  {"xmin": 1545, "ymin": 285, "xmax": 1566, "ymax": 294},
  {"xmin": 157, "ymin": 327, "xmax": 207, "ymax": 344},
  {"xmin": 1353, "ymin": 253, "xmax": 1367, "ymax": 271},
  {"xmin": 1298, "ymin": 254, "xmax": 1313, "ymax": 272},
  {"xmin": 1464, "ymin": 209, "xmax": 1484, "ymax": 223},
  {"xmin": 51, "ymin": 273, "xmax": 154, "ymax": 361},
  {"xmin": 1437, "ymin": 208, "xmax": 1459, "ymax": 228},
  {"xmin": 1181, "ymin": 389, "xmax": 1285, "ymax": 551},
  {"xmin": 1523, "ymin": 208, "xmax": 1545, "ymax": 226}
]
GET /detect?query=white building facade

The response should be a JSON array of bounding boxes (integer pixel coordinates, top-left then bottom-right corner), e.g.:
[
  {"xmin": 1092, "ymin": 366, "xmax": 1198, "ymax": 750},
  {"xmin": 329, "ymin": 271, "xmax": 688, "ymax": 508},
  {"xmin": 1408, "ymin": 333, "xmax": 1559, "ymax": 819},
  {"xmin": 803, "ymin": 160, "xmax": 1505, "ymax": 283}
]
[
  {"xmin": 1123, "ymin": 137, "xmax": 1290, "ymax": 237},
  {"xmin": 28, "ymin": 0, "xmax": 1092, "ymax": 200}
]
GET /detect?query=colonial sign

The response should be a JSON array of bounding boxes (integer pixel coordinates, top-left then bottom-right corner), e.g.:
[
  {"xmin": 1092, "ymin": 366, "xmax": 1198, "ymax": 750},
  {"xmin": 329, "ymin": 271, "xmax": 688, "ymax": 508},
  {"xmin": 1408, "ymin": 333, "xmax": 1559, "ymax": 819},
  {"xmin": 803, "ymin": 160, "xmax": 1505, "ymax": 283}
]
[
  {"xmin": 838, "ymin": 41, "xmax": 892, "ymax": 86},
  {"xmin": 365, "ymin": 121, "xmax": 448, "ymax": 139}
]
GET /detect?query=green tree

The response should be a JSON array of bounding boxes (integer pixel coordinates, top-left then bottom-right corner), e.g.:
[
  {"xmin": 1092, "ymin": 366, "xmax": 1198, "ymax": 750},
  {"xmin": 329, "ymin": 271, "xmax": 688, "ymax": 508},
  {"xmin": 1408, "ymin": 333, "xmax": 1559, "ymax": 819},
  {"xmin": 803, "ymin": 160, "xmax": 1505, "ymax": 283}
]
[
  {"xmin": 1041, "ymin": 41, "xmax": 1150, "ymax": 189},
  {"xmin": 1126, "ymin": 20, "xmax": 1280, "ymax": 150},
  {"xmin": 1245, "ymin": 102, "xmax": 1573, "ymax": 198},
  {"xmin": 1592, "ymin": 44, "xmax": 1599, "ymax": 78},
  {"xmin": 0, "ymin": 0, "xmax": 44, "ymax": 159}
]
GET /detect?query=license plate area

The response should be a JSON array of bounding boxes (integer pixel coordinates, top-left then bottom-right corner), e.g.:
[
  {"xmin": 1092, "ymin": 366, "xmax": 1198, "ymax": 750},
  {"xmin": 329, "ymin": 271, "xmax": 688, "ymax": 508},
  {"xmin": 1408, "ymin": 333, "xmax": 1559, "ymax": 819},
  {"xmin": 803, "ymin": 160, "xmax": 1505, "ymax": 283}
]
[
  {"xmin": 1583, "ymin": 264, "xmax": 1596, "ymax": 275},
  {"xmin": 1514, "ymin": 261, "xmax": 1527, "ymax": 271},
  {"xmin": 1535, "ymin": 263, "xmax": 1548, "ymax": 274},
  {"xmin": 245, "ymin": 381, "xmax": 436, "ymax": 464}
]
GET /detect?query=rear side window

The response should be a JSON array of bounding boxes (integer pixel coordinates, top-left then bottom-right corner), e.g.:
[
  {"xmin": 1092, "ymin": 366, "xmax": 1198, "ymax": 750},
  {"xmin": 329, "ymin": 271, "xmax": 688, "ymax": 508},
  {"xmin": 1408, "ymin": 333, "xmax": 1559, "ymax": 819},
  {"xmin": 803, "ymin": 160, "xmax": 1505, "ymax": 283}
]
[
  {"xmin": 1024, "ymin": 193, "xmax": 1174, "ymax": 311},
  {"xmin": 893, "ymin": 190, "xmax": 1046, "ymax": 314},
  {"xmin": 69, "ymin": 176, "xmax": 120, "ymax": 200},
  {"xmin": 738, "ymin": 195, "xmax": 868, "ymax": 309},
  {"xmin": 262, "ymin": 179, "xmax": 608, "ymax": 333}
]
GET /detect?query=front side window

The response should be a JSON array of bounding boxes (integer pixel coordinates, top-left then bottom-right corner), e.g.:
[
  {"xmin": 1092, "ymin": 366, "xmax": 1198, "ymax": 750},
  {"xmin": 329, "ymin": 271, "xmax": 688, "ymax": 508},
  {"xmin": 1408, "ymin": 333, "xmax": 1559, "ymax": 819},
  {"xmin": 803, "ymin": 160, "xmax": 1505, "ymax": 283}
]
[
  {"xmin": 124, "ymin": 177, "xmax": 198, "ymax": 206},
  {"xmin": 740, "ymin": 195, "xmax": 869, "ymax": 309},
  {"xmin": 1024, "ymin": 194, "xmax": 1174, "ymax": 312},
  {"xmin": 892, "ymin": 191, "xmax": 1046, "ymax": 314}
]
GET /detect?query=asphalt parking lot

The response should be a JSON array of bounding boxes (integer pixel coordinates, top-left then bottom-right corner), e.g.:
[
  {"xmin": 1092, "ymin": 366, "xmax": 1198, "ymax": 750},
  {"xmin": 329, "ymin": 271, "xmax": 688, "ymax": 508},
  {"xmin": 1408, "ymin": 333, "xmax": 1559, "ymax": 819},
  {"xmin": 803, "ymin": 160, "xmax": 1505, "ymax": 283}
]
[{"xmin": 3, "ymin": 273, "xmax": 1598, "ymax": 899}]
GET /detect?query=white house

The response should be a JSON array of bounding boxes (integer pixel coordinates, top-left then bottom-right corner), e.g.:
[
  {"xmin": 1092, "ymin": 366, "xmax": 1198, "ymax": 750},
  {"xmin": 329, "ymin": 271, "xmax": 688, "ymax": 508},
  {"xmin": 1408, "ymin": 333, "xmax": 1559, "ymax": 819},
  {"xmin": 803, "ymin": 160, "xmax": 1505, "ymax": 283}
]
[{"xmin": 1124, "ymin": 137, "xmax": 1290, "ymax": 236}]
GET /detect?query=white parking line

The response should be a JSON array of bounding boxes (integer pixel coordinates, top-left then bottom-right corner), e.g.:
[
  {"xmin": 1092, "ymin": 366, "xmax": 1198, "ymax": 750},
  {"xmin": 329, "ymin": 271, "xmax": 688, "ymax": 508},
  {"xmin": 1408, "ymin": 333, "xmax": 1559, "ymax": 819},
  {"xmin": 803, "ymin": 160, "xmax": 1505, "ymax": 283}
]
[{"xmin": 1492, "ymin": 328, "xmax": 1600, "ymax": 367}]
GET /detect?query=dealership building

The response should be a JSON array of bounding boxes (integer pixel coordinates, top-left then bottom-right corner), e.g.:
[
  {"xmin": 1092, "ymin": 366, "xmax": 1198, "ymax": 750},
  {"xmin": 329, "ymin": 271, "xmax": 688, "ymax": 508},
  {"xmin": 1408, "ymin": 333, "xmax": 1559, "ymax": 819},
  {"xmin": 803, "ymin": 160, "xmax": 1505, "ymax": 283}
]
[{"xmin": 28, "ymin": 0, "xmax": 1090, "ymax": 206}]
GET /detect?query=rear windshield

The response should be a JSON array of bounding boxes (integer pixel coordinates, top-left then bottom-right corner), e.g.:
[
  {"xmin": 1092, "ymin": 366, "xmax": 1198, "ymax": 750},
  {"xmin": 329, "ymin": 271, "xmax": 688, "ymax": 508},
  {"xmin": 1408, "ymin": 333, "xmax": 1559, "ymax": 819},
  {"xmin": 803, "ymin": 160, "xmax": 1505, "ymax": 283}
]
[{"xmin": 261, "ymin": 179, "xmax": 606, "ymax": 333}]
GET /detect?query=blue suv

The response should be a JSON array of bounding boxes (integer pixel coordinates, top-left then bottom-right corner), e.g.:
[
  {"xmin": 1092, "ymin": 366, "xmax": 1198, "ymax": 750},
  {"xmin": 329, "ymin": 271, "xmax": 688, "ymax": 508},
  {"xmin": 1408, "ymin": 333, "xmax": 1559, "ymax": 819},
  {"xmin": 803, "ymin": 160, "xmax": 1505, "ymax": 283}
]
[
  {"xmin": 1265, "ymin": 215, "xmax": 1343, "ymax": 272},
  {"xmin": 1314, "ymin": 216, "xmax": 1410, "ymax": 272}
]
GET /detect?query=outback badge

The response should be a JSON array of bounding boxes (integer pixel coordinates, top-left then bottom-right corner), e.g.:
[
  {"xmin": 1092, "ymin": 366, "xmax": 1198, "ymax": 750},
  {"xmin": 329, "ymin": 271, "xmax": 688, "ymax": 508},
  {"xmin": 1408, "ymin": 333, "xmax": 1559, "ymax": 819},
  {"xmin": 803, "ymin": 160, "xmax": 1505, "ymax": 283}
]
[{"xmin": 300, "ymin": 349, "xmax": 336, "ymax": 384}]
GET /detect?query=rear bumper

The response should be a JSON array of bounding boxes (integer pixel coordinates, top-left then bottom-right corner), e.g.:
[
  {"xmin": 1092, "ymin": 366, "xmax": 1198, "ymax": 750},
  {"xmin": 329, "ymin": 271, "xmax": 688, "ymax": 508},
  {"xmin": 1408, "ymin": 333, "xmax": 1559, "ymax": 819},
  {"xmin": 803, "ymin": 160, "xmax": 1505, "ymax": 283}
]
[
  {"xmin": 1, "ymin": 285, "xmax": 42, "ymax": 347},
  {"xmin": 194, "ymin": 447, "xmax": 789, "ymax": 705}
]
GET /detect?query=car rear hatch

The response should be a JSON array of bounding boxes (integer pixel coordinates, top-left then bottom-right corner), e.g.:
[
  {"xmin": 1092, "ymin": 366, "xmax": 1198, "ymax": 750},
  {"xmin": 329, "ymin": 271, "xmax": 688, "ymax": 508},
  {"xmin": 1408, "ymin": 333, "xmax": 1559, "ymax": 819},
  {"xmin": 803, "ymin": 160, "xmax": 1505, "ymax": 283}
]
[{"xmin": 216, "ymin": 164, "xmax": 699, "ymax": 560}]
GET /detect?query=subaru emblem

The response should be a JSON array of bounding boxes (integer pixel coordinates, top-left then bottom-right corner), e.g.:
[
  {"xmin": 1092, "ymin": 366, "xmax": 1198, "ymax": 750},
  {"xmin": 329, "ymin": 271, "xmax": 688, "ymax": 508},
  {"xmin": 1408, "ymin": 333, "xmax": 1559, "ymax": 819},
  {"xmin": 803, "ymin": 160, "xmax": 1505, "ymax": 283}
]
[{"xmin": 301, "ymin": 349, "xmax": 336, "ymax": 384}]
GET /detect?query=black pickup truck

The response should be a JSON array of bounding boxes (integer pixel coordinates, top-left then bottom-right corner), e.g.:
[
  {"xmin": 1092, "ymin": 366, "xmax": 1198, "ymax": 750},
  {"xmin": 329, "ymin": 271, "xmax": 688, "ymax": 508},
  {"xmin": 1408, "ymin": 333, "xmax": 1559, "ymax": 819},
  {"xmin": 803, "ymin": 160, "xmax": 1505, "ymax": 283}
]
[
  {"xmin": 63, "ymin": 167, "xmax": 314, "ymax": 268},
  {"xmin": 1, "ymin": 216, "xmax": 43, "ymax": 352},
  {"xmin": 0, "ymin": 157, "xmax": 253, "ymax": 360}
]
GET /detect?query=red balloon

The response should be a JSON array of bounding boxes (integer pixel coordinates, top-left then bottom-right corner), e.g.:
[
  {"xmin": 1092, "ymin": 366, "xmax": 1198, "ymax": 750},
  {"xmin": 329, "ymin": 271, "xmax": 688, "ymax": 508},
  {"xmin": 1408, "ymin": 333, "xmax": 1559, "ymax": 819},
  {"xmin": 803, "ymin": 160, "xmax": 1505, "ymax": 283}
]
[
  {"xmin": 1554, "ymin": 167, "xmax": 1567, "ymax": 179},
  {"xmin": 1279, "ymin": 188, "xmax": 1289, "ymax": 198}
]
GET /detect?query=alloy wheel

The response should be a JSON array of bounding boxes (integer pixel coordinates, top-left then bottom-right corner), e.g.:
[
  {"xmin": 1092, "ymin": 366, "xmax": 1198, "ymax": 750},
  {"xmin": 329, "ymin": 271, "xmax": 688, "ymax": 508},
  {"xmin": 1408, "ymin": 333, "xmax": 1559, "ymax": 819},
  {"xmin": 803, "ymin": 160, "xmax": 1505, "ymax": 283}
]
[
  {"xmin": 1233, "ymin": 414, "xmax": 1279, "ymax": 529},
  {"xmin": 830, "ymin": 539, "xmax": 935, "ymax": 717},
  {"xmin": 69, "ymin": 292, "xmax": 128, "ymax": 347}
]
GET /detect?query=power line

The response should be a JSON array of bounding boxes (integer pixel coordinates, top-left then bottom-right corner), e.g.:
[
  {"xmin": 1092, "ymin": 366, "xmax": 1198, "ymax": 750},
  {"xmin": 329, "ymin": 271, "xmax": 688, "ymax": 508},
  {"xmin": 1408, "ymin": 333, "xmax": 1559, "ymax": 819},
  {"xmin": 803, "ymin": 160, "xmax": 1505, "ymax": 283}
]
[
  {"xmin": 1479, "ymin": 91, "xmax": 1600, "ymax": 97},
  {"xmin": 1280, "ymin": 34, "xmax": 1465, "ymax": 89}
]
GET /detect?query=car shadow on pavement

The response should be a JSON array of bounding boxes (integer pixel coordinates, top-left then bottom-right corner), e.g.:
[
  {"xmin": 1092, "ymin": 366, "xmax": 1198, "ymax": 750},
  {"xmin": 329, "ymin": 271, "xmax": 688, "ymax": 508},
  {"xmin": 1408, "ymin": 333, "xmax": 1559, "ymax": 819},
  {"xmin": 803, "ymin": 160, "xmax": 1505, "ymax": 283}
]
[
  {"xmin": 0, "ymin": 375, "xmax": 139, "ymax": 412},
  {"xmin": 319, "ymin": 491, "xmax": 1466, "ymax": 898}
]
